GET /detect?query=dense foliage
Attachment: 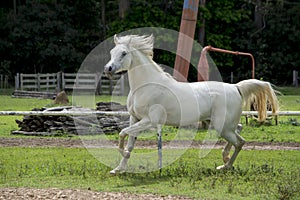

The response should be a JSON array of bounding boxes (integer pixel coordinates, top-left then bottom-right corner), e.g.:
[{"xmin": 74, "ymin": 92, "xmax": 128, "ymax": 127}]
[{"xmin": 0, "ymin": 0, "xmax": 299, "ymax": 85}]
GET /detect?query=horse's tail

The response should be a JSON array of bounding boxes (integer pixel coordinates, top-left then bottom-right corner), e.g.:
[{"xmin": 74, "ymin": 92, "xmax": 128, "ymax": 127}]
[{"xmin": 236, "ymin": 79, "xmax": 279, "ymax": 121}]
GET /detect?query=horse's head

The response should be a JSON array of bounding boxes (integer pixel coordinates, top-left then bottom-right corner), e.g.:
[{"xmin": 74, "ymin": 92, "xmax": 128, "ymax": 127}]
[
  {"xmin": 104, "ymin": 35, "xmax": 132, "ymax": 79},
  {"xmin": 104, "ymin": 34, "xmax": 154, "ymax": 79}
]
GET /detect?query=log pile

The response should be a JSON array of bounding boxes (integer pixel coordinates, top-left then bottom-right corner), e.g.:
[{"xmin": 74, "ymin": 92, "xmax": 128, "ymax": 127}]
[{"xmin": 12, "ymin": 102, "xmax": 129, "ymax": 136}]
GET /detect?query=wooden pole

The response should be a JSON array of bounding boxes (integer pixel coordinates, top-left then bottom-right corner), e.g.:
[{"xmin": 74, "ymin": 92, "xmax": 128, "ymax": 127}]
[{"xmin": 173, "ymin": 0, "xmax": 199, "ymax": 82}]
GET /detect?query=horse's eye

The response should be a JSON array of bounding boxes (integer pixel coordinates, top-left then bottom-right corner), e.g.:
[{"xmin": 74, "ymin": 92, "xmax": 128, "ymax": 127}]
[{"xmin": 122, "ymin": 51, "xmax": 127, "ymax": 57}]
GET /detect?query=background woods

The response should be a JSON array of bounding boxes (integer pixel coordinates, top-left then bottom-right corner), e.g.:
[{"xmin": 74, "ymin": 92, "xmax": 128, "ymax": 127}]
[{"xmin": 0, "ymin": 0, "xmax": 299, "ymax": 85}]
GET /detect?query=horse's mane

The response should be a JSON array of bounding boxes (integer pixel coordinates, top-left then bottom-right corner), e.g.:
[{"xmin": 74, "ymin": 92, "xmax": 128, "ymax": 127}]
[
  {"xmin": 116, "ymin": 35, "xmax": 169, "ymax": 75},
  {"xmin": 116, "ymin": 35, "xmax": 154, "ymax": 57}
]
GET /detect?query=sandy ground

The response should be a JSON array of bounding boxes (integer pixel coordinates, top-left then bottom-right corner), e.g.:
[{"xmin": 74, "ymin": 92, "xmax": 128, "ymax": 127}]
[{"xmin": 0, "ymin": 188, "xmax": 192, "ymax": 200}]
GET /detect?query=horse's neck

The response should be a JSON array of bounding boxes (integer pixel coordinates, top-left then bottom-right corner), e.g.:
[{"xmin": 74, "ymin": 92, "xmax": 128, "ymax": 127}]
[{"xmin": 128, "ymin": 51, "xmax": 165, "ymax": 90}]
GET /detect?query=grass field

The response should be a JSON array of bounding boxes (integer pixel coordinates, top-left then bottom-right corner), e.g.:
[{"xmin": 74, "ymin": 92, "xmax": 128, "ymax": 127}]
[
  {"xmin": 0, "ymin": 148, "xmax": 299, "ymax": 199},
  {"xmin": 0, "ymin": 90, "xmax": 299, "ymax": 199}
]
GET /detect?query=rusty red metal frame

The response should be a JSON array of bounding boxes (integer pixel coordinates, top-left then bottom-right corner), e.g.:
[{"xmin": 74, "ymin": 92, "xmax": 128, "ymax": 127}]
[{"xmin": 198, "ymin": 45, "xmax": 255, "ymax": 81}]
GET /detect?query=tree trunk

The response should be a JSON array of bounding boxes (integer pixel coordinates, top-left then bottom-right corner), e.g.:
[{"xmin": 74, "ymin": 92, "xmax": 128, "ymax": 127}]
[
  {"xmin": 119, "ymin": 0, "xmax": 130, "ymax": 19},
  {"xmin": 198, "ymin": 0, "xmax": 206, "ymax": 46},
  {"xmin": 101, "ymin": 0, "xmax": 106, "ymax": 36},
  {"xmin": 254, "ymin": 0, "xmax": 263, "ymax": 29}
]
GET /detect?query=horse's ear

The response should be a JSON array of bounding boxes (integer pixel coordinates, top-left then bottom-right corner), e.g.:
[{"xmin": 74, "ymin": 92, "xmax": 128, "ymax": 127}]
[
  {"xmin": 148, "ymin": 34, "xmax": 154, "ymax": 46},
  {"xmin": 149, "ymin": 34, "xmax": 154, "ymax": 48},
  {"xmin": 149, "ymin": 34, "xmax": 154, "ymax": 40},
  {"xmin": 114, "ymin": 34, "xmax": 119, "ymax": 44}
]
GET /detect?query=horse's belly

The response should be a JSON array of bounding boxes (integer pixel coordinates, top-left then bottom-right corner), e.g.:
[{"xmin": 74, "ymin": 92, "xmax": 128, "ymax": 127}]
[{"xmin": 163, "ymin": 98, "xmax": 211, "ymax": 126}]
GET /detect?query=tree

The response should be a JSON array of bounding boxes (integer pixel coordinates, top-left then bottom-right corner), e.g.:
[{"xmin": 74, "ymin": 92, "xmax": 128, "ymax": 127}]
[
  {"xmin": 232, "ymin": 0, "xmax": 300, "ymax": 84},
  {"xmin": 0, "ymin": 0, "xmax": 298, "ymax": 85},
  {"xmin": 0, "ymin": 0, "xmax": 102, "ymax": 75}
]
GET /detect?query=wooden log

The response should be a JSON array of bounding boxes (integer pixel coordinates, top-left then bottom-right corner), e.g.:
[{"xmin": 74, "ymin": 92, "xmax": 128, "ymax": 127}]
[
  {"xmin": 11, "ymin": 130, "xmax": 54, "ymax": 136},
  {"xmin": 72, "ymin": 117, "xmax": 102, "ymax": 128}
]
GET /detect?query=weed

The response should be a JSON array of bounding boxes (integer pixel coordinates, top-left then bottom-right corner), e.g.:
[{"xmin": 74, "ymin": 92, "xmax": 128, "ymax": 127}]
[
  {"xmin": 276, "ymin": 172, "xmax": 300, "ymax": 200},
  {"xmin": 0, "ymin": 161, "xmax": 7, "ymax": 183},
  {"xmin": 227, "ymin": 181, "xmax": 234, "ymax": 194}
]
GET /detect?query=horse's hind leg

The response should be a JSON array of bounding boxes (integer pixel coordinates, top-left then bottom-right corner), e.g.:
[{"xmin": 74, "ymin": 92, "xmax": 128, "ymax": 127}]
[
  {"xmin": 217, "ymin": 128, "xmax": 245, "ymax": 170},
  {"xmin": 222, "ymin": 143, "xmax": 232, "ymax": 163},
  {"xmin": 222, "ymin": 124, "xmax": 243, "ymax": 163}
]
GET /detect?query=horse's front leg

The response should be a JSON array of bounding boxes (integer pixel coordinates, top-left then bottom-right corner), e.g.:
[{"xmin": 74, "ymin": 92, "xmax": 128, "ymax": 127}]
[
  {"xmin": 110, "ymin": 117, "xmax": 153, "ymax": 174},
  {"xmin": 111, "ymin": 135, "xmax": 136, "ymax": 175},
  {"xmin": 118, "ymin": 116, "xmax": 138, "ymax": 156}
]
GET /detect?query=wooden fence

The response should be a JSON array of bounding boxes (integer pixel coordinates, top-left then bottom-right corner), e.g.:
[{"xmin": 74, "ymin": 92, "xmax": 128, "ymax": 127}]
[
  {"xmin": 15, "ymin": 73, "xmax": 59, "ymax": 91},
  {"xmin": 15, "ymin": 72, "xmax": 126, "ymax": 95}
]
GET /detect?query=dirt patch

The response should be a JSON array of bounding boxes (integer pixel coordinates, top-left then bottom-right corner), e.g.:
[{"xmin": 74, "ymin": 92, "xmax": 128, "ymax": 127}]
[
  {"xmin": 0, "ymin": 137, "xmax": 299, "ymax": 150},
  {"xmin": 0, "ymin": 188, "xmax": 192, "ymax": 200}
]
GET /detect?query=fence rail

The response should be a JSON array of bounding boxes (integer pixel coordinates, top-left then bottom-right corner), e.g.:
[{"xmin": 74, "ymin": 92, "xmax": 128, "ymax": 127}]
[
  {"xmin": 1, "ymin": 110, "xmax": 299, "ymax": 116},
  {"xmin": 15, "ymin": 72, "xmax": 126, "ymax": 95},
  {"xmin": 0, "ymin": 110, "xmax": 299, "ymax": 127}
]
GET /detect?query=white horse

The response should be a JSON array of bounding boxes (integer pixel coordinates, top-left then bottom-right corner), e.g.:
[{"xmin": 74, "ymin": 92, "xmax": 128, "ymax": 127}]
[{"xmin": 104, "ymin": 34, "xmax": 279, "ymax": 174}]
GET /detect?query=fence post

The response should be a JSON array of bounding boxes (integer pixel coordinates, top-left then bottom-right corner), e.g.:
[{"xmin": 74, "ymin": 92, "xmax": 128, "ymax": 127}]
[
  {"xmin": 61, "ymin": 72, "xmax": 65, "ymax": 90},
  {"xmin": 120, "ymin": 75, "xmax": 124, "ymax": 95},
  {"xmin": 37, "ymin": 73, "xmax": 40, "ymax": 91},
  {"xmin": 293, "ymin": 70, "xmax": 298, "ymax": 87},
  {"xmin": 96, "ymin": 73, "xmax": 101, "ymax": 95},
  {"xmin": 20, "ymin": 73, "xmax": 24, "ymax": 90},
  {"xmin": 109, "ymin": 78, "xmax": 113, "ymax": 95},
  {"xmin": 57, "ymin": 72, "xmax": 61, "ymax": 91},
  {"xmin": 4, "ymin": 75, "xmax": 8, "ymax": 88},
  {"xmin": 46, "ymin": 74, "xmax": 49, "ymax": 91}
]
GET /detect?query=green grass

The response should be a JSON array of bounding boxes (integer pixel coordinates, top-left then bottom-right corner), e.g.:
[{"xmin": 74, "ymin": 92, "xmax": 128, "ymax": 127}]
[
  {"xmin": 277, "ymin": 87, "xmax": 300, "ymax": 95},
  {"xmin": 119, "ymin": 124, "xmax": 300, "ymax": 143},
  {"xmin": 0, "ymin": 147, "xmax": 299, "ymax": 199}
]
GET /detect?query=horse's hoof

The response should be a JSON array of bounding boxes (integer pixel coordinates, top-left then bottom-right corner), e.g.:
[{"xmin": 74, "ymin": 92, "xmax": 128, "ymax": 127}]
[
  {"xmin": 216, "ymin": 165, "xmax": 225, "ymax": 170},
  {"xmin": 216, "ymin": 164, "xmax": 232, "ymax": 170},
  {"xmin": 109, "ymin": 167, "xmax": 126, "ymax": 175},
  {"xmin": 110, "ymin": 169, "xmax": 123, "ymax": 175}
]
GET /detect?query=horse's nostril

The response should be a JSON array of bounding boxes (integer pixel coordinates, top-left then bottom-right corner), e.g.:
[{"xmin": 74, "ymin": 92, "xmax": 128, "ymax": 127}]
[{"xmin": 108, "ymin": 66, "xmax": 112, "ymax": 71}]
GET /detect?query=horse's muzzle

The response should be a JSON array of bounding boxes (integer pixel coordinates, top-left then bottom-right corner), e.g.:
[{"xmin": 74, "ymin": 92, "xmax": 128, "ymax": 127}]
[{"xmin": 104, "ymin": 64, "xmax": 115, "ymax": 79}]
